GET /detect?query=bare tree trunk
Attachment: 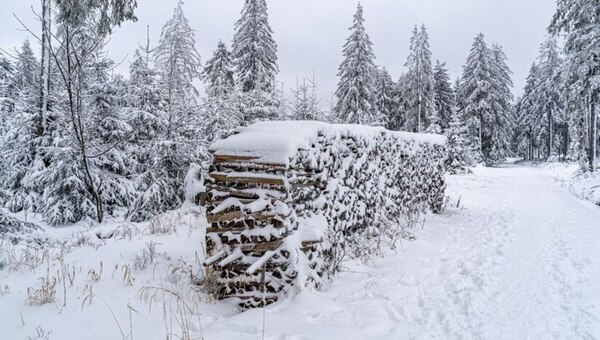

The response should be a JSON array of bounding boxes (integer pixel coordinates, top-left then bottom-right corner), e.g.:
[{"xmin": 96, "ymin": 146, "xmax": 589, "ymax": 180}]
[
  {"xmin": 418, "ymin": 93, "xmax": 422, "ymax": 133},
  {"xmin": 479, "ymin": 114, "xmax": 483, "ymax": 155},
  {"xmin": 590, "ymin": 92, "xmax": 598, "ymax": 172},
  {"xmin": 52, "ymin": 24, "xmax": 105, "ymax": 223},
  {"xmin": 167, "ymin": 87, "xmax": 173, "ymax": 139},
  {"xmin": 38, "ymin": 0, "xmax": 50, "ymax": 136},
  {"xmin": 548, "ymin": 109, "xmax": 553, "ymax": 159}
]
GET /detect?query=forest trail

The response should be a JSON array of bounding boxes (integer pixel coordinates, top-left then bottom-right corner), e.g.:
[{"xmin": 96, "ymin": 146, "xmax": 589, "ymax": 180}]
[
  {"xmin": 2, "ymin": 164, "xmax": 599, "ymax": 340},
  {"xmin": 203, "ymin": 164, "xmax": 600, "ymax": 339}
]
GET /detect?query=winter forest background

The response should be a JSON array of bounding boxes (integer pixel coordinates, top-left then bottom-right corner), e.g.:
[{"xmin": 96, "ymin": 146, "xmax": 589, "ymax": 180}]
[
  {"xmin": 1, "ymin": 0, "xmax": 600, "ymax": 339},
  {"xmin": 0, "ymin": 0, "xmax": 598, "ymax": 225}
]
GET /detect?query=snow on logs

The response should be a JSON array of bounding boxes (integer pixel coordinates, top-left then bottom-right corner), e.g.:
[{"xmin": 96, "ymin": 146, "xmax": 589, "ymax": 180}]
[{"xmin": 202, "ymin": 121, "xmax": 447, "ymax": 308}]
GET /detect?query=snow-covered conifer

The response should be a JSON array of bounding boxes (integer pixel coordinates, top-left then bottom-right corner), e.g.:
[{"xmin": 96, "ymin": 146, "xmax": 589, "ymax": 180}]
[
  {"xmin": 233, "ymin": 0, "xmax": 278, "ymax": 93},
  {"xmin": 231, "ymin": 0, "xmax": 280, "ymax": 122},
  {"xmin": 433, "ymin": 61, "xmax": 455, "ymax": 131},
  {"xmin": 375, "ymin": 67, "xmax": 397, "ymax": 129},
  {"xmin": 487, "ymin": 44, "xmax": 514, "ymax": 163},
  {"xmin": 389, "ymin": 73, "xmax": 407, "ymax": 131},
  {"xmin": 334, "ymin": 3, "xmax": 381, "ymax": 125},
  {"xmin": 203, "ymin": 40, "xmax": 235, "ymax": 99},
  {"xmin": 458, "ymin": 33, "xmax": 494, "ymax": 164},
  {"xmin": 403, "ymin": 25, "xmax": 436, "ymax": 132},
  {"xmin": 446, "ymin": 110, "xmax": 470, "ymax": 174},
  {"xmin": 154, "ymin": 0, "xmax": 201, "ymax": 138},
  {"xmin": 549, "ymin": 0, "xmax": 599, "ymax": 171},
  {"xmin": 0, "ymin": 40, "xmax": 40, "ymax": 212},
  {"xmin": 291, "ymin": 75, "xmax": 322, "ymax": 121}
]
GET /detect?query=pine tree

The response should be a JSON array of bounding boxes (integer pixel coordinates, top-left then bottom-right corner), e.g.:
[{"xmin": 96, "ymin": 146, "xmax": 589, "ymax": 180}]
[
  {"xmin": 375, "ymin": 67, "xmax": 397, "ymax": 129},
  {"xmin": 154, "ymin": 0, "xmax": 201, "ymax": 138},
  {"xmin": 433, "ymin": 60, "xmax": 455, "ymax": 131},
  {"xmin": 403, "ymin": 24, "xmax": 436, "ymax": 132},
  {"xmin": 334, "ymin": 3, "xmax": 381, "ymax": 125}
]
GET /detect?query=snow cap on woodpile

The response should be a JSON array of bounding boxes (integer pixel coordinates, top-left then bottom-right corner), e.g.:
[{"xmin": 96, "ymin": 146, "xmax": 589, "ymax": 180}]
[{"xmin": 209, "ymin": 121, "xmax": 446, "ymax": 165}]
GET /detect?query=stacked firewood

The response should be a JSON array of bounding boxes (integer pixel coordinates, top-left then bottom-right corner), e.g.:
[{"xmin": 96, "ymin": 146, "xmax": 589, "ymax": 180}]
[{"xmin": 202, "ymin": 122, "xmax": 446, "ymax": 308}]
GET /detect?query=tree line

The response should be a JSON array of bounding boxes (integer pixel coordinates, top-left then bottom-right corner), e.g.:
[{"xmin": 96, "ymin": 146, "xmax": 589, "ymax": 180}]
[
  {"xmin": 0, "ymin": 0, "xmax": 596, "ymax": 226},
  {"xmin": 515, "ymin": 0, "xmax": 599, "ymax": 172}
]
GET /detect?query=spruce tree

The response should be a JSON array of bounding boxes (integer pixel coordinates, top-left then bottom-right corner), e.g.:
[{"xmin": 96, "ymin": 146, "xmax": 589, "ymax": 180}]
[
  {"xmin": 375, "ymin": 67, "xmax": 397, "ymax": 130},
  {"xmin": 202, "ymin": 40, "xmax": 243, "ymax": 142},
  {"xmin": 232, "ymin": 0, "xmax": 278, "ymax": 93},
  {"xmin": 537, "ymin": 37, "xmax": 565, "ymax": 160},
  {"xmin": 403, "ymin": 24, "xmax": 436, "ymax": 132},
  {"xmin": 0, "ymin": 54, "xmax": 13, "ymax": 117},
  {"xmin": 334, "ymin": 3, "xmax": 381, "ymax": 125},
  {"xmin": 130, "ymin": 1, "xmax": 207, "ymax": 221},
  {"xmin": 127, "ymin": 49, "xmax": 166, "ymax": 144},
  {"xmin": 446, "ymin": 110, "xmax": 470, "ymax": 174},
  {"xmin": 516, "ymin": 63, "xmax": 542, "ymax": 160},
  {"xmin": 550, "ymin": 0, "xmax": 599, "ymax": 171},
  {"xmin": 519, "ymin": 38, "xmax": 565, "ymax": 160},
  {"xmin": 232, "ymin": 0, "xmax": 280, "ymax": 122},
  {"xmin": 389, "ymin": 73, "xmax": 408, "ymax": 131},
  {"xmin": 458, "ymin": 33, "xmax": 494, "ymax": 163},
  {"xmin": 487, "ymin": 44, "xmax": 514, "ymax": 163},
  {"xmin": 203, "ymin": 40, "xmax": 235, "ymax": 99},
  {"xmin": 154, "ymin": 0, "xmax": 201, "ymax": 138},
  {"xmin": 433, "ymin": 60, "xmax": 455, "ymax": 131},
  {"xmin": 291, "ymin": 75, "xmax": 321, "ymax": 121},
  {"xmin": 0, "ymin": 40, "xmax": 40, "ymax": 212}
]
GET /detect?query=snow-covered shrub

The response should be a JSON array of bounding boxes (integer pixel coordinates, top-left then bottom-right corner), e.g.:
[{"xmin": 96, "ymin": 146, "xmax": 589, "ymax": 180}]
[
  {"xmin": 0, "ymin": 212, "xmax": 43, "ymax": 244},
  {"xmin": 203, "ymin": 121, "xmax": 447, "ymax": 308}
]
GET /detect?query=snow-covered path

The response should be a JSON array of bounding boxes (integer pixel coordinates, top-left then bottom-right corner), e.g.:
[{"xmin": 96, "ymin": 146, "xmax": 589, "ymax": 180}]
[
  {"xmin": 204, "ymin": 165, "xmax": 600, "ymax": 339},
  {"xmin": 2, "ymin": 165, "xmax": 599, "ymax": 339}
]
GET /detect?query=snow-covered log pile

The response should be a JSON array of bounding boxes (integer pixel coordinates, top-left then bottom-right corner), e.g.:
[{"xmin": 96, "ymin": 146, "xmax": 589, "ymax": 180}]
[{"xmin": 202, "ymin": 121, "xmax": 446, "ymax": 308}]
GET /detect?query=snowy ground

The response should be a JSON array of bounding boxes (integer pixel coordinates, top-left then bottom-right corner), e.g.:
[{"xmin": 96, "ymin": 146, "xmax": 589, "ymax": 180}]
[
  {"xmin": 1, "ymin": 164, "xmax": 599, "ymax": 339},
  {"xmin": 539, "ymin": 162, "xmax": 600, "ymax": 206}
]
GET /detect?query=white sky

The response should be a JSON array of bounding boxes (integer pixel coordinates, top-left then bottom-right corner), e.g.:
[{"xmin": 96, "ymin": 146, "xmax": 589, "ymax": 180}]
[{"xmin": 0, "ymin": 0, "xmax": 557, "ymax": 101}]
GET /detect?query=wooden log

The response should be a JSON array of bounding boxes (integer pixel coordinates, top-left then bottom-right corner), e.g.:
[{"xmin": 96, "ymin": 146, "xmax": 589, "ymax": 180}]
[
  {"xmin": 207, "ymin": 210, "xmax": 290, "ymax": 224},
  {"xmin": 213, "ymin": 162, "xmax": 287, "ymax": 173},
  {"xmin": 213, "ymin": 154, "xmax": 260, "ymax": 163},
  {"xmin": 210, "ymin": 172, "xmax": 286, "ymax": 186}
]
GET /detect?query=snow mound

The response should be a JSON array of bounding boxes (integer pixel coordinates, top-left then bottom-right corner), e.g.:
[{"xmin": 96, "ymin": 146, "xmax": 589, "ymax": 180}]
[
  {"xmin": 0, "ymin": 212, "xmax": 45, "ymax": 244},
  {"xmin": 209, "ymin": 120, "xmax": 446, "ymax": 165}
]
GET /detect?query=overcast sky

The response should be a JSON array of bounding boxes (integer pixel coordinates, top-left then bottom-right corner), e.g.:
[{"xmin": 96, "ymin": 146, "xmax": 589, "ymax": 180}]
[{"xmin": 0, "ymin": 0, "xmax": 557, "ymax": 101}]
